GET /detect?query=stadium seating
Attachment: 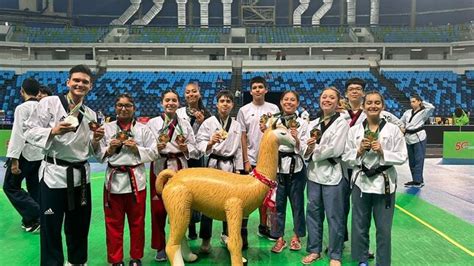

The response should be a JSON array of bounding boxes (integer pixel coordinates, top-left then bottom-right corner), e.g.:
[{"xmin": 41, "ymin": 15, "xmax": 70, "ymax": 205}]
[
  {"xmin": 248, "ymin": 27, "xmax": 349, "ymax": 43},
  {"xmin": 8, "ymin": 24, "xmax": 472, "ymax": 44},
  {"xmin": 382, "ymin": 71, "xmax": 472, "ymax": 116},
  {"xmin": 92, "ymin": 71, "xmax": 231, "ymax": 116},
  {"xmin": 1, "ymin": 71, "xmax": 231, "ymax": 119},
  {"xmin": 465, "ymin": 70, "xmax": 474, "ymax": 80},
  {"xmin": 10, "ymin": 25, "xmax": 108, "ymax": 43},
  {"xmin": 370, "ymin": 24, "xmax": 471, "ymax": 43},
  {"xmin": 242, "ymin": 71, "xmax": 402, "ymax": 117},
  {"xmin": 1, "ymin": 70, "xmax": 471, "ymax": 122},
  {"xmin": 0, "ymin": 71, "xmax": 16, "ymax": 120},
  {"xmin": 127, "ymin": 27, "xmax": 229, "ymax": 43}
]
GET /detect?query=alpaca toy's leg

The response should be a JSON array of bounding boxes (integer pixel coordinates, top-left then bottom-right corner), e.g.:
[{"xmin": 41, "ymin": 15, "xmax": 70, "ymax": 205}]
[
  {"xmin": 225, "ymin": 198, "xmax": 245, "ymax": 266},
  {"xmin": 163, "ymin": 186, "xmax": 196, "ymax": 266}
]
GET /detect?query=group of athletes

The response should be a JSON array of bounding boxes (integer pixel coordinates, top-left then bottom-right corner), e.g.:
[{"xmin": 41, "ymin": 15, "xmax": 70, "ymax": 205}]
[{"xmin": 4, "ymin": 64, "xmax": 434, "ymax": 266}]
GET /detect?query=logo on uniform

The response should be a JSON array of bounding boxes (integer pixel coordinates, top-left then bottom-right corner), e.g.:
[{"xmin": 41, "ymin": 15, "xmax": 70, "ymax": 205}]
[{"xmin": 44, "ymin": 208, "xmax": 54, "ymax": 215}]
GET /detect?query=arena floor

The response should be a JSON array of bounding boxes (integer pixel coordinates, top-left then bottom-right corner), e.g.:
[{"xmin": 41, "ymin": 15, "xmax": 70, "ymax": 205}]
[{"xmin": 0, "ymin": 158, "xmax": 472, "ymax": 265}]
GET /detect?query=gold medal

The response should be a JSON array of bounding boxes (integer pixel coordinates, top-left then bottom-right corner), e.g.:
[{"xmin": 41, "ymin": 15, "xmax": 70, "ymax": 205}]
[
  {"xmin": 218, "ymin": 129, "xmax": 228, "ymax": 140},
  {"xmin": 175, "ymin": 134, "xmax": 186, "ymax": 145},
  {"xmin": 364, "ymin": 130, "xmax": 378, "ymax": 142},
  {"xmin": 116, "ymin": 131, "xmax": 129, "ymax": 142},
  {"xmin": 158, "ymin": 132, "xmax": 170, "ymax": 143},
  {"xmin": 287, "ymin": 118, "xmax": 299, "ymax": 129},
  {"xmin": 88, "ymin": 121, "xmax": 101, "ymax": 131},
  {"xmin": 310, "ymin": 128, "xmax": 321, "ymax": 140}
]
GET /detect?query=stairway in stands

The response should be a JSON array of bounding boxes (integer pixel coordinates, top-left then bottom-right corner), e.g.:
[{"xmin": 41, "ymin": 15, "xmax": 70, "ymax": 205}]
[
  {"xmin": 368, "ymin": 67, "xmax": 446, "ymax": 156},
  {"xmin": 230, "ymin": 66, "xmax": 243, "ymax": 117},
  {"xmin": 370, "ymin": 67, "xmax": 411, "ymax": 110}
]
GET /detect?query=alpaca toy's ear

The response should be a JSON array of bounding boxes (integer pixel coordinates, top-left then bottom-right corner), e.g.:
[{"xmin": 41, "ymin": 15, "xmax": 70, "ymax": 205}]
[{"xmin": 270, "ymin": 117, "xmax": 278, "ymax": 129}]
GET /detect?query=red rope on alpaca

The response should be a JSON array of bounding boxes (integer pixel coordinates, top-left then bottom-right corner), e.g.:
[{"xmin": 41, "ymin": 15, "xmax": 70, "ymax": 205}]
[{"xmin": 251, "ymin": 169, "xmax": 277, "ymax": 209}]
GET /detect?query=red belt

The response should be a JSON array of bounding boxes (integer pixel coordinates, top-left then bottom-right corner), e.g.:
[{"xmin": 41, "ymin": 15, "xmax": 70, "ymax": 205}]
[{"xmin": 106, "ymin": 163, "xmax": 143, "ymax": 207}]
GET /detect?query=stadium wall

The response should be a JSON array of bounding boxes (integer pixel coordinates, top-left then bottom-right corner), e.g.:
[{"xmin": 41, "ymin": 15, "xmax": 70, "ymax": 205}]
[
  {"xmin": 379, "ymin": 59, "xmax": 474, "ymax": 74},
  {"xmin": 242, "ymin": 59, "xmax": 371, "ymax": 72},
  {"xmin": 0, "ymin": 58, "xmax": 473, "ymax": 74},
  {"xmin": 106, "ymin": 59, "xmax": 232, "ymax": 71},
  {"xmin": 0, "ymin": 59, "xmax": 97, "ymax": 73}
]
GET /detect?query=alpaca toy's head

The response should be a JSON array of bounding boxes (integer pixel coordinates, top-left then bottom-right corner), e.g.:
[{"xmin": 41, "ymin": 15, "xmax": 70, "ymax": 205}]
[
  {"xmin": 264, "ymin": 117, "xmax": 296, "ymax": 147},
  {"xmin": 272, "ymin": 127, "xmax": 296, "ymax": 147}
]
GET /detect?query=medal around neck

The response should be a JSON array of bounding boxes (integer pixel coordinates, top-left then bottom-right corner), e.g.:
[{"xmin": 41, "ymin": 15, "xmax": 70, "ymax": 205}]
[
  {"xmin": 116, "ymin": 131, "xmax": 131, "ymax": 142},
  {"xmin": 158, "ymin": 132, "xmax": 170, "ymax": 144},
  {"xmin": 175, "ymin": 134, "xmax": 186, "ymax": 145},
  {"xmin": 218, "ymin": 128, "xmax": 228, "ymax": 140},
  {"xmin": 64, "ymin": 115, "xmax": 79, "ymax": 127},
  {"xmin": 364, "ymin": 130, "xmax": 379, "ymax": 142},
  {"xmin": 310, "ymin": 127, "xmax": 321, "ymax": 140},
  {"xmin": 364, "ymin": 129, "xmax": 379, "ymax": 151},
  {"xmin": 287, "ymin": 118, "xmax": 300, "ymax": 129},
  {"xmin": 88, "ymin": 121, "xmax": 102, "ymax": 131}
]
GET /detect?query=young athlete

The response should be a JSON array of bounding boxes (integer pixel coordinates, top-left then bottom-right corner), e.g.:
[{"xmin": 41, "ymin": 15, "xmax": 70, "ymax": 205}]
[
  {"xmin": 270, "ymin": 91, "xmax": 308, "ymax": 254},
  {"xmin": 147, "ymin": 89, "xmax": 200, "ymax": 262},
  {"xmin": 302, "ymin": 87, "xmax": 349, "ymax": 266},
  {"xmin": 176, "ymin": 82, "xmax": 211, "ymax": 241},
  {"xmin": 95, "ymin": 94, "xmax": 158, "ymax": 266},
  {"xmin": 4, "ymin": 78, "xmax": 42, "ymax": 233},
  {"xmin": 400, "ymin": 94, "xmax": 434, "ymax": 188},
  {"xmin": 339, "ymin": 77, "xmax": 402, "ymax": 258},
  {"xmin": 25, "ymin": 64, "xmax": 104, "ymax": 265},
  {"xmin": 342, "ymin": 91, "xmax": 407, "ymax": 266},
  {"xmin": 236, "ymin": 76, "xmax": 280, "ymax": 241},
  {"xmin": 195, "ymin": 90, "xmax": 244, "ymax": 252}
]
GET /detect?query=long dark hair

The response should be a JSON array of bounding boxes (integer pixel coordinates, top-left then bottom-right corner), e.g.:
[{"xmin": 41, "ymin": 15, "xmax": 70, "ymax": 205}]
[{"xmin": 185, "ymin": 82, "xmax": 211, "ymax": 118}]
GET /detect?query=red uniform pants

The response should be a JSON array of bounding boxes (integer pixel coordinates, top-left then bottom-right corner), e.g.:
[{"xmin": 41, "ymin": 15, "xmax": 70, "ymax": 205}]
[{"xmin": 104, "ymin": 189, "xmax": 146, "ymax": 263}]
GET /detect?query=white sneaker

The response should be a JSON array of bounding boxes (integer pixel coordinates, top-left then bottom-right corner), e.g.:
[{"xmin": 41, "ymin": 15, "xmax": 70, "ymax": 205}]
[{"xmin": 220, "ymin": 233, "xmax": 229, "ymax": 246}]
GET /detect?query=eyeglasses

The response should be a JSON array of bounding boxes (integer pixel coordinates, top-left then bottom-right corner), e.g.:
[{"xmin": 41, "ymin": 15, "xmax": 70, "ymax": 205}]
[{"xmin": 116, "ymin": 103, "xmax": 134, "ymax": 109}]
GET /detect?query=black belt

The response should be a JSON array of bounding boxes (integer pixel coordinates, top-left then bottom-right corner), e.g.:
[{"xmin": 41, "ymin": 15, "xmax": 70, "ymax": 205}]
[
  {"xmin": 278, "ymin": 152, "xmax": 299, "ymax": 177},
  {"xmin": 207, "ymin": 154, "xmax": 235, "ymax": 171},
  {"xmin": 46, "ymin": 156, "xmax": 87, "ymax": 211},
  {"xmin": 405, "ymin": 126, "xmax": 425, "ymax": 135},
  {"xmin": 159, "ymin": 152, "xmax": 185, "ymax": 170},
  {"xmin": 327, "ymin": 156, "xmax": 341, "ymax": 166},
  {"xmin": 361, "ymin": 164, "xmax": 394, "ymax": 209}
]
